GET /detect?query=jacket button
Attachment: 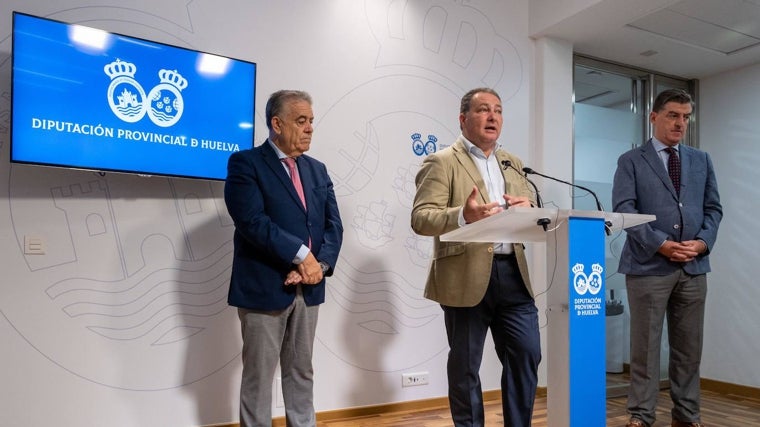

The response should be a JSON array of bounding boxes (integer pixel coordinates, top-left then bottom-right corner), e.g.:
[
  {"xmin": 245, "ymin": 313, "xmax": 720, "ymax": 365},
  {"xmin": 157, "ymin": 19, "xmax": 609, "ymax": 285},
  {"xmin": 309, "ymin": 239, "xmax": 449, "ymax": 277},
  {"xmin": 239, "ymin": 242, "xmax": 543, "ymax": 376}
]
[
  {"xmin": 673, "ymin": 224, "xmax": 680, "ymax": 229},
  {"xmin": 487, "ymin": 247, "xmax": 493, "ymax": 253}
]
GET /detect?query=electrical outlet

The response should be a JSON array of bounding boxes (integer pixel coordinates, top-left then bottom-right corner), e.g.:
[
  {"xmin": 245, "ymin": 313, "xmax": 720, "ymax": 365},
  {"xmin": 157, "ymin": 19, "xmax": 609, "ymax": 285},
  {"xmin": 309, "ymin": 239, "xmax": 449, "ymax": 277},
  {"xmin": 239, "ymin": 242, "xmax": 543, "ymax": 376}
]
[
  {"xmin": 401, "ymin": 371, "xmax": 429, "ymax": 387},
  {"xmin": 24, "ymin": 236, "xmax": 45, "ymax": 255}
]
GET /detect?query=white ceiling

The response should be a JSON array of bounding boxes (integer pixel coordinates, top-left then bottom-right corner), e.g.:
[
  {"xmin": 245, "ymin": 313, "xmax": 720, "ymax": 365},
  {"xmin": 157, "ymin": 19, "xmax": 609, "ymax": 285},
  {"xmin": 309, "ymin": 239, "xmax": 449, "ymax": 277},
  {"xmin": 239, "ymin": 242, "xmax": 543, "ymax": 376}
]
[{"xmin": 533, "ymin": 0, "xmax": 760, "ymax": 80}]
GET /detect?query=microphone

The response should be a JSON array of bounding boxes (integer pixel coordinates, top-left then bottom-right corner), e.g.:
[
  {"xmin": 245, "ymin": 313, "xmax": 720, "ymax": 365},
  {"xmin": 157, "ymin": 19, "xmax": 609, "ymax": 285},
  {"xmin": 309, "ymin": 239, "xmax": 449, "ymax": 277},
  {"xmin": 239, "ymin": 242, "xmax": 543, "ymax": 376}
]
[
  {"xmin": 522, "ymin": 166, "xmax": 611, "ymax": 234},
  {"xmin": 501, "ymin": 160, "xmax": 543, "ymax": 208},
  {"xmin": 502, "ymin": 160, "xmax": 550, "ymax": 231}
]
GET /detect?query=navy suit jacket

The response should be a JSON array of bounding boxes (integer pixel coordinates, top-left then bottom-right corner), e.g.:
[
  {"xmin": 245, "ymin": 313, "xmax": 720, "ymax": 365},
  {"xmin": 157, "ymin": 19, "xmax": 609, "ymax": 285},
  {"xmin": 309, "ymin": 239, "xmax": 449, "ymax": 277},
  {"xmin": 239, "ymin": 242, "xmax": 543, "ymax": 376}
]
[
  {"xmin": 224, "ymin": 141, "xmax": 343, "ymax": 310},
  {"xmin": 612, "ymin": 139, "xmax": 722, "ymax": 276}
]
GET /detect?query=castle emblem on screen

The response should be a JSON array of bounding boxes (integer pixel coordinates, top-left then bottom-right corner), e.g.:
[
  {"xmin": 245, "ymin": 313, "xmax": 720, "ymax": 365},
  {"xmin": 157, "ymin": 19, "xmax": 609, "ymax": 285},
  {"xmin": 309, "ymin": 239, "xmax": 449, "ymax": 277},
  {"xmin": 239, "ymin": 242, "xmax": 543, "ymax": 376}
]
[
  {"xmin": 572, "ymin": 263, "xmax": 603, "ymax": 295},
  {"xmin": 104, "ymin": 59, "xmax": 188, "ymax": 127},
  {"xmin": 104, "ymin": 59, "xmax": 147, "ymax": 123}
]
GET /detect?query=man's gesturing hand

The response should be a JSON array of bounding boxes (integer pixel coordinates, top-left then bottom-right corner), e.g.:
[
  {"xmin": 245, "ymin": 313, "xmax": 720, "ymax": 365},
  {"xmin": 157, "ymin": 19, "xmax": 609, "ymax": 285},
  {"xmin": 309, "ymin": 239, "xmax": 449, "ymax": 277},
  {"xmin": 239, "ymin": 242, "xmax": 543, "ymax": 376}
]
[{"xmin": 463, "ymin": 185, "xmax": 503, "ymax": 224}]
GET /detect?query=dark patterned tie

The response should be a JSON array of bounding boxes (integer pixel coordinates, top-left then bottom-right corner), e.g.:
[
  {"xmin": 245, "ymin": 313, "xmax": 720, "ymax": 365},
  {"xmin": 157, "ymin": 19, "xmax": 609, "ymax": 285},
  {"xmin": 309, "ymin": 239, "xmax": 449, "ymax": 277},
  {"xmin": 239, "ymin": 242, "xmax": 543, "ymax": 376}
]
[{"xmin": 665, "ymin": 147, "xmax": 680, "ymax": 196}]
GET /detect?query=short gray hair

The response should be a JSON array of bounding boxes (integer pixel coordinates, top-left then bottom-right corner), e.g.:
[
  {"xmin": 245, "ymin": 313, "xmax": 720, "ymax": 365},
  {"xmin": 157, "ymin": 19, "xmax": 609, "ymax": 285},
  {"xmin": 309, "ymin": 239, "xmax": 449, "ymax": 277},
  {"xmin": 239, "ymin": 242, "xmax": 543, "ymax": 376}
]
[
  {"xmin": 265, "ymin": 90, "xmax": 313, "ymax": 130},
  {"xmin": 652, "ymin": 89, "xmax": 693, "ymax": 113}
]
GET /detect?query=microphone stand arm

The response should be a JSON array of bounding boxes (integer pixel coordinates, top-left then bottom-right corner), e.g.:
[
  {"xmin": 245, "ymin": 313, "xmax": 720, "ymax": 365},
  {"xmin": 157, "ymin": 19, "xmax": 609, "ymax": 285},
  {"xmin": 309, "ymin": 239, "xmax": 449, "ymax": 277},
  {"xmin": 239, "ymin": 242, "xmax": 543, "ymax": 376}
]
[
  {"xmin": 524, "ymin": 168, "xmax": 611, "ymax": 235},
  {"xmin": 502, "ymin": 161, "xmax": 543, "ymax": 208},
  {"xmin": 502, "ymin": 160, "xmax": 548, "ymax": 230},
  {"xmin": 525, "ymin": 170, "xmax": 603, "ymax": 211}
]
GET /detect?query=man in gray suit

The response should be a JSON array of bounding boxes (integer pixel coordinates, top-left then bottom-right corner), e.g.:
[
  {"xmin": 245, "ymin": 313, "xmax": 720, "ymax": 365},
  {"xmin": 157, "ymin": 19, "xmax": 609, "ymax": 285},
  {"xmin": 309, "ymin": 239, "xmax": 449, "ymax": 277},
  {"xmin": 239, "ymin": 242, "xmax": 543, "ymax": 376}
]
[
  {"xmin": 412, "ymin": 87, "xmax": 540, "ymax": 427},
  {"xmin": 612, "ymin": 89, "xmax": 722, "ymax": 427}
]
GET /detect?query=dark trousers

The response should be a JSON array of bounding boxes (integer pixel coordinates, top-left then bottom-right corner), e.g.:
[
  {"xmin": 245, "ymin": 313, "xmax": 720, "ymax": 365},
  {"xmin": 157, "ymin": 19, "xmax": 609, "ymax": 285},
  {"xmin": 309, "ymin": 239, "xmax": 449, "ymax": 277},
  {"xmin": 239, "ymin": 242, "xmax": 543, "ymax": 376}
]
[{"xmin": 442, "ymin": 254, "xmax": 541, "ymax": 427}]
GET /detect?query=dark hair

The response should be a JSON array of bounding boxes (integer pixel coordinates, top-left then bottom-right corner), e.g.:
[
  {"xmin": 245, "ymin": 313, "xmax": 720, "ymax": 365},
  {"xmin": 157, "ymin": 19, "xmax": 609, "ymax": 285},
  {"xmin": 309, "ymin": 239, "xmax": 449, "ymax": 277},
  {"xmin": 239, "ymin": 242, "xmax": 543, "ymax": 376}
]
[
  {"xmin": 460, "ymin": 87, "xmax": 501, "ymax": 114},
  {"xmin": 652, "ymin": 89, "xmax": 692, "ymax": 113},
  {"xmin": 265, "ymin": 90, "xmax": 313, "ymax": 131}
]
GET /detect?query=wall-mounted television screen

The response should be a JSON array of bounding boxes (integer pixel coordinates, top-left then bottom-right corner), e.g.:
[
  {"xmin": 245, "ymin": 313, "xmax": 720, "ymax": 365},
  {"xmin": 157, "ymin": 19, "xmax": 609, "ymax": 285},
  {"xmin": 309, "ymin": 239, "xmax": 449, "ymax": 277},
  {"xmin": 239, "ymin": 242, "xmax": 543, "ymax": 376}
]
[{"xmin": 10, "ymin": 12, "xmax": 256, "ymax": 181}]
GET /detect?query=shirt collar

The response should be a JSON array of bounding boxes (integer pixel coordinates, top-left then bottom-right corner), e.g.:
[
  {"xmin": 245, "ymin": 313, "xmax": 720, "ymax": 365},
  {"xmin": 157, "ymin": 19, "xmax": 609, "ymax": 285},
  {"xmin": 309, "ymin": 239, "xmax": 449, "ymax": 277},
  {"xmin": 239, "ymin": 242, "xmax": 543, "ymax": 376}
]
[
  {"xmin": 652, "ymin": 137, "xmax": 679, "ymax": 153},
  {"xmin": 461, "ymin": 134, "xmax": 501, "ymax": 159},
  {"xmin": 267, "ymin": 138, "xmax": 289, "ymax": 160}
]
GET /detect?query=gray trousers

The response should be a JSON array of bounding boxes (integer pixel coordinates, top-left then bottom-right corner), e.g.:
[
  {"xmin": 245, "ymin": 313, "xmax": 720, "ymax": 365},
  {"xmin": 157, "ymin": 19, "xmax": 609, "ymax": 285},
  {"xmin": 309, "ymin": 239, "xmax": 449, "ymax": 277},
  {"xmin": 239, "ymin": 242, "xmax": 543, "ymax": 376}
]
[
  {"xmin": 238, "ymin": 287, "xmax": 319, "ymax": 427},
  {"xmin": 626, "ymin": 270, "xmax": 707, "ymax": 426}
]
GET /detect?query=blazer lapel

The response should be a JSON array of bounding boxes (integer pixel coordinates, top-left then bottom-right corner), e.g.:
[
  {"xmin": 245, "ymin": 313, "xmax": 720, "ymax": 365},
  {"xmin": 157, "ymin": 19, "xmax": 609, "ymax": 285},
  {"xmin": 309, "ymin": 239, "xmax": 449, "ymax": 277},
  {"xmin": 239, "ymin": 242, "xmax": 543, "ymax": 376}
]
[
  {"xmin": 261, "ymin": 141, "xmax": 307, "ymax": 212},
  {"xmin": 678, "ymin": 145, "xmax": 691, "ymax": 197},
  {"xmin": 452, "ymin": 138, "xmax": 489, "ymax": 204},
  {"xmin": 641, "ymin": 139, "xmax": 679, "ymax": 199}
]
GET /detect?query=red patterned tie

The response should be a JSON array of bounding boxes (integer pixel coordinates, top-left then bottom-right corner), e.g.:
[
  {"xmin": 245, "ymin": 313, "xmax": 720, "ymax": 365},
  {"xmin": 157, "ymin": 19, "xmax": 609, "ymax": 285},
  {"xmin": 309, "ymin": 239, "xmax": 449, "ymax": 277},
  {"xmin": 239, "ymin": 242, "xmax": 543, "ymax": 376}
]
[
  {"xmin": 282, "ymin": 157, "xmax": 306, "ymax": 209},
  {"xmin": 665, "ymin": 147, "xmax": 680, "ymax": 196}
]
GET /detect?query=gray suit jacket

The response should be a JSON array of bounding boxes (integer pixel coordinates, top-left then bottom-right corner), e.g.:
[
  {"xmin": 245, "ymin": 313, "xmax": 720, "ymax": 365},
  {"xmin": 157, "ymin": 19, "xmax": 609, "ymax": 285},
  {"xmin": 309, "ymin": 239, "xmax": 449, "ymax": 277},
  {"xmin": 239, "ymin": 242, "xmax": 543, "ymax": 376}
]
[
  {"xmin": 411, "ymin": 137, "xmax": 535, "ymax": 307},
  {"xmin": 612, "ymin": 139, "xmax": 722, "ymax": 276}
]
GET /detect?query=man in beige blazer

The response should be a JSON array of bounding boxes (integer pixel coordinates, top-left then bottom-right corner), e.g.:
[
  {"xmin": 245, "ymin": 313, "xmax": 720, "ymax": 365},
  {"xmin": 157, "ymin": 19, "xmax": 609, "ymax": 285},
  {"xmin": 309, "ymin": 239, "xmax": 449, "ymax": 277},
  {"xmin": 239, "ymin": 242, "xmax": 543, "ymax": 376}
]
[{"xmin": 411, "ymin": 88, "xmax": 540, "ymax": 427}]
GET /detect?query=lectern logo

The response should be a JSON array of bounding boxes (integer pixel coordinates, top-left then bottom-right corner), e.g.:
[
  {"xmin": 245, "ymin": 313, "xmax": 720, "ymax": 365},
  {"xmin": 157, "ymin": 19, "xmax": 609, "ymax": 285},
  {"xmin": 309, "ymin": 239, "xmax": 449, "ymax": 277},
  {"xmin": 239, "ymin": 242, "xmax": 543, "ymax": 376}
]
[
  {"xmin": 572, "ymin": 263, "xmax": 603, "ymax": 295},
  {"xmin": 104, "ymin": 59, "xmax": 188, "ymax": 127}
]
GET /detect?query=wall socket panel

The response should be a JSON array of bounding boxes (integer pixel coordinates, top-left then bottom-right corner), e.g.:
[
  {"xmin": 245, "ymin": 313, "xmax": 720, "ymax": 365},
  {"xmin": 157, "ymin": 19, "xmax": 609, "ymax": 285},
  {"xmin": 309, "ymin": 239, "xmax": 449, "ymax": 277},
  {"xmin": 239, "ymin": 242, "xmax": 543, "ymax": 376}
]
[
  {"xmin": 24, "ymin": 235, "xmax": 45, "ymax": 255},
  {"xmin": 401, "ymin": 371, "xmax": 429, "ymax": 387}
]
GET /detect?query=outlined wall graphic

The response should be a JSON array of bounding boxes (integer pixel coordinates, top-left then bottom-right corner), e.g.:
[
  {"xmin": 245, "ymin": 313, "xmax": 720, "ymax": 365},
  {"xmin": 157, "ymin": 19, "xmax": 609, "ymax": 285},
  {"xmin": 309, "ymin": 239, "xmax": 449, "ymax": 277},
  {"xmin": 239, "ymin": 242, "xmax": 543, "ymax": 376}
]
[
  {"xmin": 0, "ymin": 2, "xmax": 242, "ymax": 395},
  {"xmin": 0, "ymin": 0, "xmax": 533, "ymax": 425},
  {"xmin": 312, "ymin": 0, "xmax": 528, "ymax": 376}
]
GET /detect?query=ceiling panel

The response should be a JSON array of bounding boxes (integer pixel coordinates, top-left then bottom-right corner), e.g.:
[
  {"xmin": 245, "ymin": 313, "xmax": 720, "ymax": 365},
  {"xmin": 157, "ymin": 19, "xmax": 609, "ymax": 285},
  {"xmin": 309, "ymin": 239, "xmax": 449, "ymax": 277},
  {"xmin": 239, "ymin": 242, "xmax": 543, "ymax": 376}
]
[
  {"xmin": 628, "ymin": 8, "xmax": 760, "ymax": 54},
  {"xmin": 531, "ymin": 0, "xmax": 760, "ymax": 78},
  {"xmin": 668, "ymin": 0, "xmax": 760, "ymax": 39}
]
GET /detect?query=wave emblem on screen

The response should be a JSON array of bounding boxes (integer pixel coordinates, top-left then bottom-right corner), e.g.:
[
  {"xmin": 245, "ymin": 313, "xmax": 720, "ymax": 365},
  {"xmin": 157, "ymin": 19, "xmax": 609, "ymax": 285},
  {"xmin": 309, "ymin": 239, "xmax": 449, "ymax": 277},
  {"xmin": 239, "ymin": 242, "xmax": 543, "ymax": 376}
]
[
  {"xmin": 104, "ymin": 59, "xmax": 148, "ymax": 123},
  {"xmin": 572, "ymin": 263, "xmax": 604, "ymax": 295},
  {"xmin": 104, "ymin": 60, "xmax": 188, "ymax": 128},
  {"xmin": 146, "ymin": 69, "xmax": 188, "ymax": 128}
]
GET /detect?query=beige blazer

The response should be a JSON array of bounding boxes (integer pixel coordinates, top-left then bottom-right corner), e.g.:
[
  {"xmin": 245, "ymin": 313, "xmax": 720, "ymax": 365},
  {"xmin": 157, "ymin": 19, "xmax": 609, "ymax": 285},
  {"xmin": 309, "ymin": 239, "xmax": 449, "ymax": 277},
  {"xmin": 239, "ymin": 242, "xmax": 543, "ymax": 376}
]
[{"xmin": 411, "ymin": 137, "xmax": 536, "ymax": 307}]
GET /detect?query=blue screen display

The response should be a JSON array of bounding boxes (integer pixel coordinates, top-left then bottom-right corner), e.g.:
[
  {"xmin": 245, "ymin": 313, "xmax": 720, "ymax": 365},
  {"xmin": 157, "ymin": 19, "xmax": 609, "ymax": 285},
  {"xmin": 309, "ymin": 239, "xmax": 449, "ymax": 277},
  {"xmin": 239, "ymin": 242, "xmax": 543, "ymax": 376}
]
[{"xmin": 11, "ymin": 12, "xmax": 256, "ymax": 181}]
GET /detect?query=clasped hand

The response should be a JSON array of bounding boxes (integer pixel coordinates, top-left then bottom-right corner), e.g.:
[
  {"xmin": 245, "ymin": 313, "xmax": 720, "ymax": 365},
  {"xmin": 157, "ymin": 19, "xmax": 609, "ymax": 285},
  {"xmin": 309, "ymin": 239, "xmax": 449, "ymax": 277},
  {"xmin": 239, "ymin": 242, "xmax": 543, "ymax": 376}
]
[
  {"xmin": 462, "ymin": 185, "xmax": 532, "ymax": 224},
  {"xmin": 284, "ymin": 252, "xmax": 324, "ymax": 286},
  {"xmin": 658, "ymin": 239, "xmax": 707, "ymax": 263}
]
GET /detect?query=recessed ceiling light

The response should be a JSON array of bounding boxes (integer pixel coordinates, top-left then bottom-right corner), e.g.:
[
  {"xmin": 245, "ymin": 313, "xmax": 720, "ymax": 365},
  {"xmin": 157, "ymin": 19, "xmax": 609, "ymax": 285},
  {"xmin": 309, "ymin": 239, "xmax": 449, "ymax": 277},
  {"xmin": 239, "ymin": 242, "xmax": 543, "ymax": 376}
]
[{"xmin": 640, "ymin": 50, "xmax": 658, "ymax": 57}]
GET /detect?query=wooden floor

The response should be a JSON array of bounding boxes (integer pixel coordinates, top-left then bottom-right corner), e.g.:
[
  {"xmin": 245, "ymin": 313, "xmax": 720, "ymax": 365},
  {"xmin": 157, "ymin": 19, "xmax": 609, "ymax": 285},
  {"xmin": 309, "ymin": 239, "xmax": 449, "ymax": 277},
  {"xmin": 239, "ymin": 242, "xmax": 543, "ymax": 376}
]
[{"xmin": 313, "ymin": 389, "xmax": 760, "ymax": 426}]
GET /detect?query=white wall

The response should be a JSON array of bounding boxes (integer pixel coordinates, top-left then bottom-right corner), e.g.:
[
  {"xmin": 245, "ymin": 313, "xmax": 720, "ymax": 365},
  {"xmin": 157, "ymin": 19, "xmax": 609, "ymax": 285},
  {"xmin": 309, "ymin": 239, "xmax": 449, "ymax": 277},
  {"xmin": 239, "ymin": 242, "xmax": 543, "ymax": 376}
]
[
  {"xmin": 530, "ymin": 0, "xmax": 604, "ymax": 35},
  {"xmin": 0, "ymin": 1, "xmax": 542, "ymax": 425},
  {"xmin": 699, "ymin": 65, "xmax": 760, "ymax": 388},
  {"xmin": 8, "ymin": 2, "xmax": 753, "ymax": 426}
]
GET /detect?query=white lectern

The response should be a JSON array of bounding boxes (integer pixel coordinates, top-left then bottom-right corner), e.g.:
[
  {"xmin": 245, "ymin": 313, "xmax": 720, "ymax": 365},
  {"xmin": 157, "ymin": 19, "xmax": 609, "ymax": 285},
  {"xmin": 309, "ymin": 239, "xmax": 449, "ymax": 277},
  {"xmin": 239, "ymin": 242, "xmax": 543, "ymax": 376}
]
[{"xmin": 441, "ymin": 207, "xmax": 654, "ymax": 427}]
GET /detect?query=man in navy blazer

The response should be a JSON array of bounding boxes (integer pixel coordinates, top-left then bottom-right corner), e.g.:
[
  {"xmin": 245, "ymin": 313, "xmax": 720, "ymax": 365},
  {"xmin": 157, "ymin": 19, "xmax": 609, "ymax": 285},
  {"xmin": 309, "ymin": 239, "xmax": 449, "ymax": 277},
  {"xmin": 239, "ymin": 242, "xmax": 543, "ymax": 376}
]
[
  {"xmin": 225, "ymin": 90, "xmax": 343, "ymax": 427},
  {"xmin": 612, "ymin": 89, "xmax": 722, "ymax": 427}
]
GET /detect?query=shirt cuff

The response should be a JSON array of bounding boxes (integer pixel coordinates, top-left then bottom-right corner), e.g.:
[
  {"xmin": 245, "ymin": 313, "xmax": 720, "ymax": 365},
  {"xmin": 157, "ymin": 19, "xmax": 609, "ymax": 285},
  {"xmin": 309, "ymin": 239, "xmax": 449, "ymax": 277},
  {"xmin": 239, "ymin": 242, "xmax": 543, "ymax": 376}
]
[
  {"xmin": 458, "ymin": 207, "xmax": 466, "ymax": 227},
  {"xmin": 293, "ymin": 244, "xmax": 310, "ymax": 264}
]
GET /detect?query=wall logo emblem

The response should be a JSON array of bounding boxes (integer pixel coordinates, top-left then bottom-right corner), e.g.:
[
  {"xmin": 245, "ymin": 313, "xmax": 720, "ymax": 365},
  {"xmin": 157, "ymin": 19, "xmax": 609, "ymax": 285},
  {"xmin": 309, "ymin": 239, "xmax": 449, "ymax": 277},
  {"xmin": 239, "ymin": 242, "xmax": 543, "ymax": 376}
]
[
  {"xmin": 411, "ymin": 133, "xmax": 437, "ymax": 156},
  {"xmin": 572, "ymin": 263, "xmax": 603, "ymax": 295},
  {"xmin": 104, "ymin": 59, "xmax": 188, "ymax": 127}
]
